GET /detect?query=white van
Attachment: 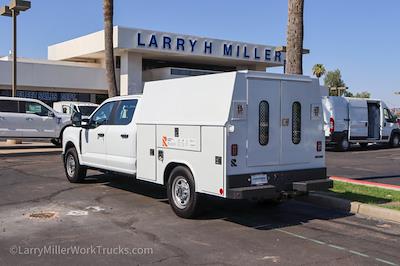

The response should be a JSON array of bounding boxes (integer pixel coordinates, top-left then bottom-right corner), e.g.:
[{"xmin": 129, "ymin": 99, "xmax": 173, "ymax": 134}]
[
  {"xmin": 62, "ymin": 71, "xmax": 331, "ymax": 218},
  {"xmin": 322, "ymin": 96, "xmax": 400, "ymax": 151},
  {"xmin": 0, "ymin": 97, "xmax": 71, "ymax": 146},
  {"xmin": 53, "ymin": 101, "xmax": 98, "ymax": 119}
]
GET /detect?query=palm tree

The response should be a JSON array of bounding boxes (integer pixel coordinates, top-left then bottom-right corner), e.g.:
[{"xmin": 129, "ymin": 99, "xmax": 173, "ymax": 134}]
[
  {"xmin": 104, "ymin": 0, "xmax": 118, "ymax": 97},
  {"xmin": 312, "ymin": 64, "xmax": 326, "ymax": 80},
  {"xmin": 285, "ymin": 0, "xmax": 304, "ymax": 75}
]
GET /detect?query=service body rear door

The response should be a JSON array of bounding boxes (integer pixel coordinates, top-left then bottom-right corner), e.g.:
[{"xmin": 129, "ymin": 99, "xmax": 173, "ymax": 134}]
[
  {"xmin": 348, "ymin": 99, "xmax": 368, "ymax": 139},
  {"xmin": 280, "ymin": 81, "xmax": 314, "ymax": 164},
  {"xmin": 247, "ymin": 78, "xmax": 281, "ymax": 167}
]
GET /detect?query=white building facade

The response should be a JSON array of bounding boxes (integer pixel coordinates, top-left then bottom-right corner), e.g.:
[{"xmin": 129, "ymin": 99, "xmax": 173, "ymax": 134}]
[{"xmin": 0, "ymin": 26, "xmax": 285, "ymax": 105}]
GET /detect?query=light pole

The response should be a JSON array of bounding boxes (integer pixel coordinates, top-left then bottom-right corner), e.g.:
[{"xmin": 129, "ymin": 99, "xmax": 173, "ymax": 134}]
[{"xmin": 0, "ymin": 0, "xmax": 31, "ymax": 97}]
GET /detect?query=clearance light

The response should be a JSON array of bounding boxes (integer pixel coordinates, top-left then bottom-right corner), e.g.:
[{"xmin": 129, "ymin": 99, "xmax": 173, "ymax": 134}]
[
  {"xmin": 231, "ymin": 144, "xmax": 238, "ymax": 156},
  {"xmin": 329, "ymin": 117, "xmax": 335, "ymax": 134}
]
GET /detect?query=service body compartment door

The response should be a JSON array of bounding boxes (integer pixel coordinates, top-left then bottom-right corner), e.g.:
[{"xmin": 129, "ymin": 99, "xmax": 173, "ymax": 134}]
[
  {"xmin": 348, "ymin": 100, "xmax": 368, "ymax": 139},
  {"xmin": 281, "ymin": 81, "xmax": 313, "ymax": 164},
  {"xmin": 137, "ymin": 124, "xmax": 157, "ymax": 181},
  {"xmin": 247, "ymin": 78, "xmax": 281, "ymax": 167}
]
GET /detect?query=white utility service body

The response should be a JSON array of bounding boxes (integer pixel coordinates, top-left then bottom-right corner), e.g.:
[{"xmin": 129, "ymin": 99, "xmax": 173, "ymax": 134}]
[
  {"xmin": 322, "ymin": 96, "xmax": 400, "ymax": 151},
  {"xmin": 62, "ymin": 71, "xmax": 331, "ymax": 217}
]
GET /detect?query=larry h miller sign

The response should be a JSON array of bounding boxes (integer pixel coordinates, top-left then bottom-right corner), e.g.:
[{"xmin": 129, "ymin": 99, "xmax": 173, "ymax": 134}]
[{"xmin": 118, "ymin": 28, "xmax": 285, "ymax": 66}]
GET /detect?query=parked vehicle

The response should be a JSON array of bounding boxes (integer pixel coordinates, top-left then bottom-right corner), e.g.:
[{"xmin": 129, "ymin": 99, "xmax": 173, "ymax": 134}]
[
  {"xmin": 62, "ymin": 71, "xmax": 331, "ymax": 218},
  {"xmin": 322, "ymin": 96, "xmax": 400, "ymax": 151},
  {"xmin": 53, "ymin": 101, "xmax": 98, "ymax": 119},
  {"xmin": 0, "ymin": 97, "xmax": 72, "ymax": 146}
]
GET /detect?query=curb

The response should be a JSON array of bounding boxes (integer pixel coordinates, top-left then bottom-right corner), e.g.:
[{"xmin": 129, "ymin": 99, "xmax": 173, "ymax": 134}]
[
  {"xmin": 0, "ymin": 150, "xmax": 62, "ymax": 157},
  {"xmin": 330, "ymin": 176, "xmax": 400, "ymax": 192},
  {"xmin": 300, "ymin": 192, "xmax": 400, "ymax": 224}
]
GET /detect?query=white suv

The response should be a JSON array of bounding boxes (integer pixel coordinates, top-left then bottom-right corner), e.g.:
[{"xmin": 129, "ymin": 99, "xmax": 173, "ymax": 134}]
[{"xmin": 0, "ymin": 97, "xmax": 72, "ymax": 146}]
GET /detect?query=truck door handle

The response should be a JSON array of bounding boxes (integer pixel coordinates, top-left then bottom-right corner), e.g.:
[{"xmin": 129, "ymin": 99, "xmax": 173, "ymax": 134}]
[
  {"xmin": 120, "ymin": 134, "xmax": 129, "ymax": 138},
  {"xmin": 0, "ymin": 116, "xmax": 5, "ymax": 120},
  {"xmin": 26, "ymin": 117, "xmax": 33, "ymax": 121},
  {"xmin": 365, "ymin": 122, "xmax": 368, "ymax": 127},
  {"xmin": 97, "ymin": 133, "xmax": 105, "ymax": 137}
]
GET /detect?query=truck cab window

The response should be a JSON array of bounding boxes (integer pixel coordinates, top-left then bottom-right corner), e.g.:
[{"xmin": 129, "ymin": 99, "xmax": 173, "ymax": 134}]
[
  {"xmin": 112, "ymin": 100, "xmax": 138, "ymax": 125},
  {"xmin": 384, "ymin": 108, "xmax": 395, "ymax": 122},
  {"xmin": 292, "ymin": 102, "xmax": 301, "ymax": 144},
  {"xmin": 20, "ymin": 101, "xmax": 50, "ymax": 116},
  {"xmin": 0, "ymin": 100, "xmax": 18, "ymax": 113},
  {"xmin": 259, "ymin": 101, "xmax": 269, "ymax": 145},
  {"xmin": 91, "ymin": 102, "xmax": 115, "ymax": 127}
]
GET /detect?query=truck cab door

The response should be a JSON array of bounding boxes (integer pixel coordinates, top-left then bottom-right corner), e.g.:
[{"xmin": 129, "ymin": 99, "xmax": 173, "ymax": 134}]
[
  {"xmin": 105, "ymin": 99, "xmax": 138, "ymax": 174},
  {"xmin": 0, "ymin": 99, "xmax": 22, "ymax": 138},
  {"xmin": 382, "ymin": 107, "xmax": 397, "ymax": 140},
  {"xmin": 19, "ymin": 101, "xmax": 59, "ymax": 138},
  {"xmin": 81, "ymin": 101, "xmax": 116, "ymax": 167}
]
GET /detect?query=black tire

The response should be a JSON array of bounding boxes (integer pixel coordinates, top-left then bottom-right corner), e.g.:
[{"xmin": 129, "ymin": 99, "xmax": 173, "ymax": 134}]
[
  {"xmin": 64, "ymin": 147, "xmax": 87, "ymax": 183},
  {"xmin": 336, "ymin": 137, "xmax": 350, "ymax": 152},
  {"xmin": 389, "ymin": 133, "xmax": 400, "ymax": 148},
  {"xmin": 167, "ymin": 166, "xmax": 201, "ymax": 218},
  {"xmin": 51, "ymin": 138, "xmax": 61, "ymax": 147},
  {"xmin": 359, "ymin": 143, "xmax": 369, "ymax": 149}
]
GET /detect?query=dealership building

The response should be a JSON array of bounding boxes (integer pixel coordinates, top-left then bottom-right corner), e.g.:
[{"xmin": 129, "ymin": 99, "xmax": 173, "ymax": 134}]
[{"xmin": 0, "ymin": 26, "xmax": 285, "ymax": 105}]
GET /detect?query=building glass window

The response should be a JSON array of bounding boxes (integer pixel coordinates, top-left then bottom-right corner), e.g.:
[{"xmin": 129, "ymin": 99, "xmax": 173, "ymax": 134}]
[
  {"xmin": 259, "ymin": 100, "xmax": 269, "ymax": 146},
  {"xmin": 292, "ymin": 102, "xmax": 301, "ymax": 144}
]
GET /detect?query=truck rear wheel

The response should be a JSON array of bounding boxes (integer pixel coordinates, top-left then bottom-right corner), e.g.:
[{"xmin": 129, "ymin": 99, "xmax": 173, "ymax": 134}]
[
  {"xmin": 64, "ymin": 147, "xmax": 87, "ymax": 183},
  {"xmin": 167, "ymin": 166, "xmax": 200, "ymax": 218},
  {"xmin": 389, "ymin": 134, "xmax": 400, "ymax": 148},
  {"xmin": 336, "ymin": 137, "xmax": 350, "ymax": 152}
]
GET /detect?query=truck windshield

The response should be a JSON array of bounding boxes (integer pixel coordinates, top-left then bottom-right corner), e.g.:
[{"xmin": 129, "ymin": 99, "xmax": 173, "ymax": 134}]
[{"xmin": 78, "ymin": 106, "xmax": 97, "ymax": 116}]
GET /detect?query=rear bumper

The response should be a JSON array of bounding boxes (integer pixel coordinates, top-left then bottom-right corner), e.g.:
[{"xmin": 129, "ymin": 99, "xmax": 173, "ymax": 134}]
[
  {"xmin": 226, "ymin": 168, "xmax": 331, "ymax": 200},
  {"xmin": 227, "ymin": 178, "xmax": 332, "ymax": 200}
]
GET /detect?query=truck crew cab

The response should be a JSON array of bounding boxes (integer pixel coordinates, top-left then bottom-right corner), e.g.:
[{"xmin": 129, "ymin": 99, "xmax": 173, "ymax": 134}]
[
  {"xmin": 62, "ymin": 71, "xmax": 332, "ymax": 218},
  {"xmin": 322, "ymin": 96, "xmax": 400, "ymax": 151}
]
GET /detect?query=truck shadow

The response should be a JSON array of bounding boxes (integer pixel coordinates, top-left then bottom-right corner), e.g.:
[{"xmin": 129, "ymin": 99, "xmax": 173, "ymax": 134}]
[
  {"xmin": 326, "ymin": 143, "xmax": 397, "ymax": 152},
  {"xmin": 88, "ymin": 173, "xmax": 352, "ymax": 229}
]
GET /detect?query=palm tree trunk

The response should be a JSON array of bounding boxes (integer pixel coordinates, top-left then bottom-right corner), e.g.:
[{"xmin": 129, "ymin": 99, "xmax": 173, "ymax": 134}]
[
  {"xmin": 285, "ymin": 0, "xmax": 304, "ymax": 75},
  {"xmin": 104, "ymin": 0, "xmax": 118, "ymax": 97}
]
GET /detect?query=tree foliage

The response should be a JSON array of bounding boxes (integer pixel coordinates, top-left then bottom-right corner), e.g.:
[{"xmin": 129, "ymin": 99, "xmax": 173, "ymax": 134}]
[
  {"xmin": 324, "ymin": 69, "xmax": 346, "ymax": 88},
  {"xmin": 312, "ymin": 64, "xmax": 326, "ymax": 79}
]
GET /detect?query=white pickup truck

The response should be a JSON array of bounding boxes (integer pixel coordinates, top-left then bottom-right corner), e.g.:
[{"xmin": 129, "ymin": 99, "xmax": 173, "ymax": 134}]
[{"xmin": 62, "ymin": 71, "xmax": 331, "ymax": 218}]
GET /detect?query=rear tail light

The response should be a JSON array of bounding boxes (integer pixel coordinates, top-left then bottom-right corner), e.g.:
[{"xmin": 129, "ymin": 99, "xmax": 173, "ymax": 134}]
[
  {"xmin": 329, "ymin": 117, "xmax": 335, "ymax": 134},
  {"xmin": 231, "ymin": 144, "xmax": 238, "ymax": 156},
  {"xmin": 316, "ymin": 141, "xmax": 322, "ymax": 152}
]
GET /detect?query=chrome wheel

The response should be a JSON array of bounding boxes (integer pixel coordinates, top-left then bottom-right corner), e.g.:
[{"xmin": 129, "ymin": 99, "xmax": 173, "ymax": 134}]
[
  {"xmin": 172, "ymin": 176, "xmax": 191, "ymax": 209},
  {"xmin": 66, "ymin": 154, "xmax": 76, "ymax": 177}
]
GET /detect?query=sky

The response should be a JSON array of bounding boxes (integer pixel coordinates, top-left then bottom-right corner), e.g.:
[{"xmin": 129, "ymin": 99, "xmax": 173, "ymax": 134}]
[{"xmin": 0, "ymin": 0, "xmax": 399, "ymax": 107}]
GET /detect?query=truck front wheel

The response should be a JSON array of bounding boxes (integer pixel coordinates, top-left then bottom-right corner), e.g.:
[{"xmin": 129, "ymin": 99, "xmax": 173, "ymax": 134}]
[
  {"xmin": 167, "ymin": 166, "xmax": 200, "ymax": 218},
  {"xmin": 389, "ymin": 134, "xmax": 400, "ymax": 148},
  {"xmin": 64, "ymin": 147, "xmax": 87, "ymax": 183}
]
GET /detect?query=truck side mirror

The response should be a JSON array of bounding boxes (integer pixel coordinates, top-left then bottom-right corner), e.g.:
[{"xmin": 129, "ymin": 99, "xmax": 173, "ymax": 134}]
[{"xmin": 71, "ymin": 112, "xmax": 82, "ymax": 127}]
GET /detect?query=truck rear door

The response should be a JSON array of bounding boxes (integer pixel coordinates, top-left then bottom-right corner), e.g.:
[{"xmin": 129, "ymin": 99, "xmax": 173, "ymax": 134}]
[
  {"xmin": 247, "ymin": 78, "xmax": 281, "ymax": 167},
  {"xmin": 280, "ymin": 81, "xmax": 314, "ymax": 164}
]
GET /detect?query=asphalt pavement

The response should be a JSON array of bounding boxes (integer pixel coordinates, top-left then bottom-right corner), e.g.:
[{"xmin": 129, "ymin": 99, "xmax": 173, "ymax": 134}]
[
  {"xmin": 327, "ymin": 144, "xmax": 400, "ymax": 186},
  {"xmin": 1, "ymin": 153, "xmax": 400, "ymax": 265}
]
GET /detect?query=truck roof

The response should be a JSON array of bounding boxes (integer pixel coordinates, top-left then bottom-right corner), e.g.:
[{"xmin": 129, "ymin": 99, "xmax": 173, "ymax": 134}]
[{"xmin": 135, "ymin": 71, "xmax": 315, "ymax": 126}]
